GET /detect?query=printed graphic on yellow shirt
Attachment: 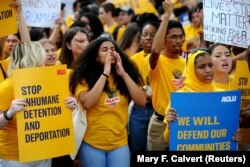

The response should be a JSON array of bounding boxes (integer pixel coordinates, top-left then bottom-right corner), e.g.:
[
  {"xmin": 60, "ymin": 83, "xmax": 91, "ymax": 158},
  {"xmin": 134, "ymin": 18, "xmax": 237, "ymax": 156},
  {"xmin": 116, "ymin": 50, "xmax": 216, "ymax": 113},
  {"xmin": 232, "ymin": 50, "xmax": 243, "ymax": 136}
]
[
  {"xmin": 12, "ymin": 65, "xmax": 75, "ymax": 162},
  {"xmin": 235, "ymin": 60, "xmax": 250, "ymax": 144},
  {"xmin": 173, "ymin": 69, "xmax": 182, "ymax": 79},
  {"xmin": 0, "ymin": 0, "xmax": 17, "ymax": 37},
  {"xmin": 105, "ymin": 89, "xmax": 120, "ymax": 108}
]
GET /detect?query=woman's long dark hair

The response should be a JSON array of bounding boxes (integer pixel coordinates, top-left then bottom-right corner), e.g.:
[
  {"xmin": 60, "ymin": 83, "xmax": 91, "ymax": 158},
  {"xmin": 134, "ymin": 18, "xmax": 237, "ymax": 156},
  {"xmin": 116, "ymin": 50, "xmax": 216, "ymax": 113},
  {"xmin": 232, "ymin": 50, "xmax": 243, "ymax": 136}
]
[{"xmin": 70, "ymin": 37, "xmax": 144, "ymax": 96}]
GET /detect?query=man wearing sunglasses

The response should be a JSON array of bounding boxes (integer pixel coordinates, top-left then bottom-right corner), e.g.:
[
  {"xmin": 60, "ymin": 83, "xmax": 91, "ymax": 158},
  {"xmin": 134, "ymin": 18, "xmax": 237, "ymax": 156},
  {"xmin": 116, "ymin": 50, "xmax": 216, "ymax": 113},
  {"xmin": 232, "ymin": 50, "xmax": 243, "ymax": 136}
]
[{"xmin": 147, "ymin": 0, "xmax": 186, "ymax": 151}]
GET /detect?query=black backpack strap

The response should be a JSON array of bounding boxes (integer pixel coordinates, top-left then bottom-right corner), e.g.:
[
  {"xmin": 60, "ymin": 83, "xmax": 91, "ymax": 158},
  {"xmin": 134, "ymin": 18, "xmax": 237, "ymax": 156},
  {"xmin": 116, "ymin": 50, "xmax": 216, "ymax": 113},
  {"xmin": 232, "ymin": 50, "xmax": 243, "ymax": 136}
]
[
  {"xmin": 0, "ymin": 63, "xmax": 6, "ymax": 79},
  {"xmin": 112, "ymin": 25, "xmax": 121, "ymax": 41}
]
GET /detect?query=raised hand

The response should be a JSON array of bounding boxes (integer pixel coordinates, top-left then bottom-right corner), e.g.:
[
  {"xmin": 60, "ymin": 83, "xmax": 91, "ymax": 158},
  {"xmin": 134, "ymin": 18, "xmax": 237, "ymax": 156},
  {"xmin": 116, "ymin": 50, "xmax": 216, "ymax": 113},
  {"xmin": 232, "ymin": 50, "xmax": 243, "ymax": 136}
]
[
  {"xmin": 9, "ymin": 0, "xmax": 22, "ymax": 13},
  {"xmin": 162, "ymin": 0, "xmax": 173, "ymax": 18},
  {"xmin": 103, "ymin": 52, "xmax": 112, "ymax": 76},
  {"xmin": 198, "ymin": 9, "xmax": 204, "ymax": 25},
  {"xmin": 114, "ymin": 52, "xmax": 126, "ymax": 77}
]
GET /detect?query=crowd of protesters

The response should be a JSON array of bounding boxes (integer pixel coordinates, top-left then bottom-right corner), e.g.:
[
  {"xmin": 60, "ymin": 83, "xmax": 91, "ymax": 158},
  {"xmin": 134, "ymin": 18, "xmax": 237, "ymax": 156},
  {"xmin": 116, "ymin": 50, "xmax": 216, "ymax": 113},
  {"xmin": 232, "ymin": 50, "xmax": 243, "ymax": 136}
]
[{"xmin": 0, "ymin": 0, "xmax": 249, "ymax": 167}]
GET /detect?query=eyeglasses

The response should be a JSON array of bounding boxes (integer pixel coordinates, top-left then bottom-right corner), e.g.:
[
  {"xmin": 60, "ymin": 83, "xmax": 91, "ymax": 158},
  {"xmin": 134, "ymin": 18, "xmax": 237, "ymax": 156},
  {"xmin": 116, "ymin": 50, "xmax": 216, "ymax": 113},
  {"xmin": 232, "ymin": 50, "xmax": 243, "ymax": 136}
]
[{"xmin": 166, "ymin": 34, "xmax": 185, "ymax": 41}]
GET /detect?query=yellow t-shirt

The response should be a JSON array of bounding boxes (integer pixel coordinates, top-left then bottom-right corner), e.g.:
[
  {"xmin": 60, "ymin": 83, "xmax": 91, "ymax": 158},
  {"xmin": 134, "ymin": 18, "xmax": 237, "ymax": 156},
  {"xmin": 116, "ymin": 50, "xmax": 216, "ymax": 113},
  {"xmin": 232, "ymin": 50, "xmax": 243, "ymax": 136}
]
[
  {"xmin": 183, "ymin": 24, "xmax": 202, "ymax": 51},
  {"xmin": 212, "ymin": 74, "xmax": 237, "ymax": 91},
  {"xmin": 0, "ymin": 78, "xmax": 19, "ymax": 160},
  {"xmin": 0, "ymin": 63, "xmax": 6, "ymax": 82},
  {"xmin": 56, "ymin": 48, "xmax": 61, "ymax": 58},
  {"xmin": 124, "ymin": 49, "xmax": 131, "ymax": 57},
  {"xmin": 65, "ymin": 15, "xmax": 74, "ymax": 28},
  {"xmin": 0, "ymin": 53, "xmax": 5, "ymax": 61},
  {"xmin": 104, "ymin": 23, "xmax": 125, "ymax": 43},
  {"xmin": 75, "ymin": 77, "xmax": 129, "ymax": 150},
  {"xmin": 131, "ymin": 50, "xmax": 149, "ymax": 84},
  {"xmin": 149, "ymin": 55, "xmax": 185, "ymax": 116},
  {"xmin": 0, "ymin": 57, "xmax": 10, "ymax": 82}
]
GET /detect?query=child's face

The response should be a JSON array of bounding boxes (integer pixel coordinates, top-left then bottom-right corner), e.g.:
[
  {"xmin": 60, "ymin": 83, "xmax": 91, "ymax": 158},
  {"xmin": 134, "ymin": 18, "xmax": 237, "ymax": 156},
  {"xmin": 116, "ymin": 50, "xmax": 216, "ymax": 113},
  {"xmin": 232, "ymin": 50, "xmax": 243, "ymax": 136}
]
[{"xmin": 195, "ymin": 54, "xmax": 214, "ymax": 83}]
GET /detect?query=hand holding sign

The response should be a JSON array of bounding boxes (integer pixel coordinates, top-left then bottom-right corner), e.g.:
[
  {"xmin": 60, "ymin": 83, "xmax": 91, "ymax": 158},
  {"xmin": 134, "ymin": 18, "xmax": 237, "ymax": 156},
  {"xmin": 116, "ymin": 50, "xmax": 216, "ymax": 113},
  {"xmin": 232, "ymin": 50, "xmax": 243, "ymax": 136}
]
[
  {"xmin": 21, "ymin": 0, "xmax": 60, "ymax": 27},
  {"xmin": 165, "ymin": 107, "xmax": 178, "ymax": 125},
  {"xmin": 65, "ymin": 96, "xmax": 77, "ymax": 110},
  {"xmin": 8, "ymin": 98, "xmax": 27, "ymax": 118},
  {"xmin": 232, "ymin": 129, "xmax": 241, "ymax": 142}
]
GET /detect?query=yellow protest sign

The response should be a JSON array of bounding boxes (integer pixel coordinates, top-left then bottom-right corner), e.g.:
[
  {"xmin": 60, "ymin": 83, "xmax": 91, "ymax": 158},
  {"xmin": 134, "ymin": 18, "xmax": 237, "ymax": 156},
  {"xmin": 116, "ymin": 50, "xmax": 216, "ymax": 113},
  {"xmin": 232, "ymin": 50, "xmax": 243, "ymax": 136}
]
[
  {"xmin": 12, "ymin": 65, "xmax": 75, "ymax": 162},
  {"xmin": 234, "ymin": 60, "xmax": 250, "ymax": 144},
  {"xmin": 0, "ymin": 0, "xmax": 17, "ymax": 37},
  {"xmin": 108, "ymin": 0, "xmax": 158, "ymax": 15}
]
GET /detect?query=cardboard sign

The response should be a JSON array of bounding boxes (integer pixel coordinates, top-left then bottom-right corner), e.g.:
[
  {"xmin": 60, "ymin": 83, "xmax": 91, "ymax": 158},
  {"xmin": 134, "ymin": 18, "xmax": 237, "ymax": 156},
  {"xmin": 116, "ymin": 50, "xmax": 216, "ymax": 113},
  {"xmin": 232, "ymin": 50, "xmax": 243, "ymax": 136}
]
[
  {"xmin": 235, "ymin": 60, "xmax": 250, "ymax": 144},
  {"xmin": 21, "ymin": 0, "xmax": 61, "ymax": 27},
  {"xmin": 170, "ymin": 90, "xmax": 241, "ymax": 151},
  {"xmin": 203, "ymin": 0, "xmax": 250, "ymax": 48},
  {"xmin": 12, "ymin": 65, "xmax": 75, "ymax": 162},
  {"xmin": 0, "ymin": 0, "xmax": 17, "ymax": 37}
]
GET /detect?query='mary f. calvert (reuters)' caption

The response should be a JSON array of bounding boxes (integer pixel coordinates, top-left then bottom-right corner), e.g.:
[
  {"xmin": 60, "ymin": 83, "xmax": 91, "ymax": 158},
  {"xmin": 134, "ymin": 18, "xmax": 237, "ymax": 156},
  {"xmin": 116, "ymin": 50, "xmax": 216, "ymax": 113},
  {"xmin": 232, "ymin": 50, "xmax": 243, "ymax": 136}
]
[{"xmin": 131, "ymin": 152, "xmax": 249, "ymax": 166}]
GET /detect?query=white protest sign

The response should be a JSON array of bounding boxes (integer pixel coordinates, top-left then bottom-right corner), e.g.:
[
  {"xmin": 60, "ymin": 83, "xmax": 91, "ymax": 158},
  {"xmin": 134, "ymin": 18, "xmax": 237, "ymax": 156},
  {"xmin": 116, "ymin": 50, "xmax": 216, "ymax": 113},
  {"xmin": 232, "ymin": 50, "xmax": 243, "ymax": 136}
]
[
  {"xmin": 203, "ymin": 0, "xmax": 250, "ymax": 48},
  {"xmin": 21, "ymin": 0, "xmax": 61, "ymax": 27}
]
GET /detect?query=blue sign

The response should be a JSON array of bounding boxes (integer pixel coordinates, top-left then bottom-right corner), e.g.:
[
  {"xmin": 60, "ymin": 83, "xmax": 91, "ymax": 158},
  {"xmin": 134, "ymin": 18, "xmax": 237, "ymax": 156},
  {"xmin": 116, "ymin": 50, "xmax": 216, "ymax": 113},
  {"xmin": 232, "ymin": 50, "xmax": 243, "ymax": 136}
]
[{"xmin": 170, "ymin": 90, "xmax": 241, "ymax": 151}]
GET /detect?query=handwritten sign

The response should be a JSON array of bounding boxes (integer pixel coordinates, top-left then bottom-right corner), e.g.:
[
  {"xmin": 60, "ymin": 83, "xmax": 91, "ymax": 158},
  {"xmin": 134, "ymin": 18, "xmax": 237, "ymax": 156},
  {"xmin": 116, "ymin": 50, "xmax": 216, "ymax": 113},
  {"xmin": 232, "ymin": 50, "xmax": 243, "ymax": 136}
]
[
  {"xmin": 12, "ymin": 65, "xmax": 75, "ymax": 162},
  {"xmin": 170, "ymin": 90, "xmax": 241, "ymax": 151},
  {"xmin": 21, "ymin": 0, "xmax": 60, "ymax": 27},
  {"xmin": 0, "ymin": 0, "xmax": 17, "ymax": 37},
  {"xmin": 108, "ymin": 0, "xmax": 158, "ymax": 15},
  {"xmin": 234, "ymin": 60, "xmax": 250, "ymax": 144},
  {"xmin": 203, "ymin": 0, "xmax": 250, "ymax": 48}
]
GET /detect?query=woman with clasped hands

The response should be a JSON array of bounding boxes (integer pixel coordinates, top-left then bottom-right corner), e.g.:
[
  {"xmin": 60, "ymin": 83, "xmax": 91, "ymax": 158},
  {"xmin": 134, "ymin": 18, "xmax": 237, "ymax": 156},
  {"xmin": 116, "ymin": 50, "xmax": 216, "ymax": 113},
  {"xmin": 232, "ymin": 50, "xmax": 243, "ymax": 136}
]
[{"xmin": 70, "ymin": 36, "xmax": 147, "ymax": 167}]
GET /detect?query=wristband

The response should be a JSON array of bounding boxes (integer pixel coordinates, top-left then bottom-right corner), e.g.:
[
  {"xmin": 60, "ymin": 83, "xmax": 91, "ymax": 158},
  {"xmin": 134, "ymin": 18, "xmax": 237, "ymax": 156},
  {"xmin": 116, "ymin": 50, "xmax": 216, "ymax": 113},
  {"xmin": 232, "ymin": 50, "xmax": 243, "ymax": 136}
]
[
  {"xmin": 3, "ymin": 110, "xmax": 13, "ymax": 121},
  {"xmin": 102, "ymin": 73, "xmax": 109, "ymax": 78}
]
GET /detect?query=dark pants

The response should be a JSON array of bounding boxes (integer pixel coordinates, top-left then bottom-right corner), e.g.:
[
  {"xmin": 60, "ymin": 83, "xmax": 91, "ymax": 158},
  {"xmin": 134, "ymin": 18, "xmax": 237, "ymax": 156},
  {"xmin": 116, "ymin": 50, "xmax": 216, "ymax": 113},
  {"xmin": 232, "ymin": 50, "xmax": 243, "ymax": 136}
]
[{"xmin": 129, "ymin": 103, "xmax": 154, "ymax": 152}]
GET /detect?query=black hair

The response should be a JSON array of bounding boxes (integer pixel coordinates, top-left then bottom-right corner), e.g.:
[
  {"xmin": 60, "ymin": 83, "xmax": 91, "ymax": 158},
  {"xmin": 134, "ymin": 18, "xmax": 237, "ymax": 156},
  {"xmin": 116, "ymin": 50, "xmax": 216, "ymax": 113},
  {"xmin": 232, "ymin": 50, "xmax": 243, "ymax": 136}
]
[
  {"xmin": 173, "ymin": 5, "xmax": 189, "ymax": 17},
  {"xmin": 73, "ymin": 0, "xmax": 81, "ymax": 12},
  {"xmin": 136, "ymin": 13, "xmax": 160, "ymax": 34},
  {"xmin": 70, "ymin": 37, "xmax": 144, "ymax": 96},
  {"xmin": 208, "ymin": 43, "xmax": 231, "ymax": 55},
  {"xmin": 166, "ymin": 20, "xmax": 185, "ymax": 36},
  {"xmin": 188, "ymin": 7, "xmax": 198, "ymax": 22},
  {"xmin": 78, "ymin": 12, "xmax": 104, "ymax": 40},
  {"xmin": 70, "ymin": 20, "xmax": 89, "ymax": 29},
  {"xmin": 119, "ymin": 22, "xmax": 140, "ymax": 52},
  {"xmin": 100, "ymin": 2, "xmax": 116, "ymax": 17},
  {"xmin": 197, "ymin": 2, "xmax": 203, "ymax": 11},
  {"xmin": 61, "ymin": 2, "xmax": 66, "ymax": 10},
  {"xmin": 29, "ymin": 28, "xmax": 45, "ymax": 41}
]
